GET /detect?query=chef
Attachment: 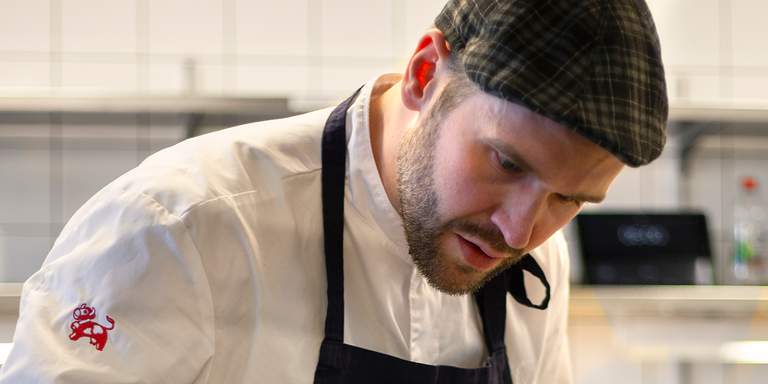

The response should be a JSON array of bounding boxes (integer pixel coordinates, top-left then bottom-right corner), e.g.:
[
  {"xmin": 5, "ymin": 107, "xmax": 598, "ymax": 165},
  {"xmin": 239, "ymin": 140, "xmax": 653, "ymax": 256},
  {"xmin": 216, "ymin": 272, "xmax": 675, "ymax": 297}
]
[{"xmin": 0, "ymin": 1, "xmax": 667, "ymax": 383}]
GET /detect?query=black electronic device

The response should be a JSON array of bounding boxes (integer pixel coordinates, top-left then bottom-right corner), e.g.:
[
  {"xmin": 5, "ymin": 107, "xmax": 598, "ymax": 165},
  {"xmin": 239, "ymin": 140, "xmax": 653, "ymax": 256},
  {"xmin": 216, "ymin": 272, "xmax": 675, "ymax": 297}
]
[{"xmin": 575, "ymin": 212, "xmax": 712, "ymax": 285}]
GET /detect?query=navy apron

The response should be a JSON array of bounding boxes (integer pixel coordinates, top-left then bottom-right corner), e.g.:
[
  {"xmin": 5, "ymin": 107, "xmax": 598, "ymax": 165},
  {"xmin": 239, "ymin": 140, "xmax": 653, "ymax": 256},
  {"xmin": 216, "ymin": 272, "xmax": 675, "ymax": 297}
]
[{"xmin": 314, "ymin": 90, "xmax": 551, "ymax": 384}]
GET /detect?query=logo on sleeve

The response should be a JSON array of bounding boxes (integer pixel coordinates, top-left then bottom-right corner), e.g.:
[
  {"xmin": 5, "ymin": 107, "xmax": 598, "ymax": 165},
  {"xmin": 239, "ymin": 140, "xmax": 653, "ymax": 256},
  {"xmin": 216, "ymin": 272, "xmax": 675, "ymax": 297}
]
[{"xmin": 68, "ymin": 303, "xmax": 115, "ymax": 351}]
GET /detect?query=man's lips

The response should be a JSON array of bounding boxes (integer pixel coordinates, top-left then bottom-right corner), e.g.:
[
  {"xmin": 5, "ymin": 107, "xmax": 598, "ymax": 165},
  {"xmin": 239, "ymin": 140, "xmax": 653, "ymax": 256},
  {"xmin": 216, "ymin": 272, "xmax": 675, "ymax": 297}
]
[
  {"xmin": 457, "ymin": 233, "xmax": 507, "ymax": 260},
  {"xmin": 455, "ymin": 233, "xmax": 507, "ymax": 271}
]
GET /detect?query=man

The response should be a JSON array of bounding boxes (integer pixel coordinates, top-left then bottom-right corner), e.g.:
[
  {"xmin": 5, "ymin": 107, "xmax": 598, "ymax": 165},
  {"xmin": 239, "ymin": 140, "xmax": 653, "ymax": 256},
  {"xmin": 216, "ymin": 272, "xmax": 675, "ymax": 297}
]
[{"xmin": 0, "ymin": 0, "xmax": 666, "ymax": 383}]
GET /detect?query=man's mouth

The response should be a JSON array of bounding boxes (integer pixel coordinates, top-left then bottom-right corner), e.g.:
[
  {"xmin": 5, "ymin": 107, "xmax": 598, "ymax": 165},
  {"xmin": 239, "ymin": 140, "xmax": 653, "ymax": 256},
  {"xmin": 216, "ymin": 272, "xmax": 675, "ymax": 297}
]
[{"xmin": 455, "ymin": 233, "xmax": 505, "ymax": 271}]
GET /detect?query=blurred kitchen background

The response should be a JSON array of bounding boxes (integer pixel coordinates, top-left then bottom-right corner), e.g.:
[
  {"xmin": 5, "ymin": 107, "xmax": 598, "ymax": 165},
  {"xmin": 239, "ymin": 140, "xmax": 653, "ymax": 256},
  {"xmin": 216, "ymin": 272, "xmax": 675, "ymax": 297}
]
[{"xmin": 1, "ymin": 0, "xmax": 768, "ymax": 383}]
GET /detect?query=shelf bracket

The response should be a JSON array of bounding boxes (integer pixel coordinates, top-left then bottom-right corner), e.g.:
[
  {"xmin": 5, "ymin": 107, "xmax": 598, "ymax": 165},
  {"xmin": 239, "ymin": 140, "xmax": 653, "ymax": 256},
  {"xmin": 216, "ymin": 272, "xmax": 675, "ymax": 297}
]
[{"xmin": 678, "ymin": 122, "xmax": 717, "ymax": 175}]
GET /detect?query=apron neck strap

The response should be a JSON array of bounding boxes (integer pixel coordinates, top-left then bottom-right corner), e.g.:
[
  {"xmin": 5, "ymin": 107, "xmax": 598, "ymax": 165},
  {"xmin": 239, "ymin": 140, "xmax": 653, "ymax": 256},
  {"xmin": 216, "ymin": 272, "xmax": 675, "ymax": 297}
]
[
  {"xmin": 473, "ymin": 272, "xmax": 508, "ymax": 354},
  {"xmin": 474, "ymin": 254, "xmax": 551, "ymax": 353},
  {"xmin": 507, "ymin": 255, "xmax": 551, "ymax": 310},
  {"xmin": 320, "ymin": 89, "xmax": 362, "ymax": 342}
]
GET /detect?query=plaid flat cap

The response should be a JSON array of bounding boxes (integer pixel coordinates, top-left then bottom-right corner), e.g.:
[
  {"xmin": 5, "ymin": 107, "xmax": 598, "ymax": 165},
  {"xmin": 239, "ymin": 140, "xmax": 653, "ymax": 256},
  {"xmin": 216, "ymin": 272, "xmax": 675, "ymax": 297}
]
[{"xmin": 435, "ymin": 0, "xmax": 668, "ymax": 167}]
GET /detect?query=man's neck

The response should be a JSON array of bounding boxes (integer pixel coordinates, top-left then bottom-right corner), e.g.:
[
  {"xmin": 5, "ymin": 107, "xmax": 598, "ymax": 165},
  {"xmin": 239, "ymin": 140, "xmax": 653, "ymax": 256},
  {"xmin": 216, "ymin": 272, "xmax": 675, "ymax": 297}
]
[{"xmin": 368, "ymin": 75, "xmax": 415, "ymax": 215}]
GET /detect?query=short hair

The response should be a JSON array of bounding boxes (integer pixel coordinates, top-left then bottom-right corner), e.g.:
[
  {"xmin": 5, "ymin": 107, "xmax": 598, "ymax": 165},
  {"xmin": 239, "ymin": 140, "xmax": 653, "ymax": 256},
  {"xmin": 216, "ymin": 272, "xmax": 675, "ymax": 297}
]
[{"xmin": 429, "ymin": 52, "xmax": 479, "ymax": 123}]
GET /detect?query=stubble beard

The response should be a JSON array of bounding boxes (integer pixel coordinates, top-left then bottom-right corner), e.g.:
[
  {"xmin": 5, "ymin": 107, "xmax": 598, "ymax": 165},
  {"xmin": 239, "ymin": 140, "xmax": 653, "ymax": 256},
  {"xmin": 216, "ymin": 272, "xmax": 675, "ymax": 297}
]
[{"xmin": 396, "ymin": 112, "xmax": 522, "ymax": 295}]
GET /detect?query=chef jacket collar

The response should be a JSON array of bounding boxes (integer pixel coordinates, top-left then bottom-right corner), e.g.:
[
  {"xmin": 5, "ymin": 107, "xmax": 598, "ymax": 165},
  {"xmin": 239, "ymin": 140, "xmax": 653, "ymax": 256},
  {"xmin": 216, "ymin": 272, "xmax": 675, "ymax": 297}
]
[{"xmin": 345, "ymin": 74, "xmax": 412, "ymax": 261}]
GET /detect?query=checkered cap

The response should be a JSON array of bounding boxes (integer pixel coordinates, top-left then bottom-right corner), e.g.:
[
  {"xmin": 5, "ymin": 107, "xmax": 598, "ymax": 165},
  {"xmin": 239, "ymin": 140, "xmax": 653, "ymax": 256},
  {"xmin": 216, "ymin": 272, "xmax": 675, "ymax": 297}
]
[{"xmin": 435, "ymin": 0, "xmax": 668, "ymax": 167}]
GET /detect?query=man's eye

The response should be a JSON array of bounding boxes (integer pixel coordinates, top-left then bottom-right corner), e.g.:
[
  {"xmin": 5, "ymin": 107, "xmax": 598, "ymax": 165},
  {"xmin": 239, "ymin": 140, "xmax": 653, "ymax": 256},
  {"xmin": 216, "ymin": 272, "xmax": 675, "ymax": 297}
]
[{"xmin": 496, "ymin": 152, "xmax": 522, "ymax": 173}]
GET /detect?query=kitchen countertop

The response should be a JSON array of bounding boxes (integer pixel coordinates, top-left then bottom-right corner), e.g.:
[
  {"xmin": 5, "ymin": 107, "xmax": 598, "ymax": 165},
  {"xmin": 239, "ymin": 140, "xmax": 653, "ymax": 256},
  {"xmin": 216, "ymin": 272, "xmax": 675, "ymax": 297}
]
[{"xmin": 2, "ymin": 283, "xmax": 768, "ymax": 320}]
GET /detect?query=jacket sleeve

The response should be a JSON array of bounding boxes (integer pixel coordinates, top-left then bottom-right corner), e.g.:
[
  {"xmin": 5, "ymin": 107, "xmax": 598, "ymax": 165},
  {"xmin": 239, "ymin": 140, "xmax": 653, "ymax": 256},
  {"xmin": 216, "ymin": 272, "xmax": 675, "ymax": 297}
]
[{"xmin": 0, "ymin": 185, "xmax": 215, "ymax": 383}]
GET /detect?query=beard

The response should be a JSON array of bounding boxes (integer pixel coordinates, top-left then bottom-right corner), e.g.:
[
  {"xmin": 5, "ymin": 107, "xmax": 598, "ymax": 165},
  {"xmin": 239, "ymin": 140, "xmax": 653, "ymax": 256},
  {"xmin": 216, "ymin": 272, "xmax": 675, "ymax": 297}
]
[{"xmin": 396, "ymin": 105, "xmax": 523, "ymax": 295}]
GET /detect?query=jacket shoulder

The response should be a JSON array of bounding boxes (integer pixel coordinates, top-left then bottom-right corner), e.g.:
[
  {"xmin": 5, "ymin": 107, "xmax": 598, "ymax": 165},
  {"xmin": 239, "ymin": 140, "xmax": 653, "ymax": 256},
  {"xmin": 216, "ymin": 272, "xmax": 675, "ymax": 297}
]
[{"xmin": 110, "ymin": 108, "xmax": 332, "ymax": 217}]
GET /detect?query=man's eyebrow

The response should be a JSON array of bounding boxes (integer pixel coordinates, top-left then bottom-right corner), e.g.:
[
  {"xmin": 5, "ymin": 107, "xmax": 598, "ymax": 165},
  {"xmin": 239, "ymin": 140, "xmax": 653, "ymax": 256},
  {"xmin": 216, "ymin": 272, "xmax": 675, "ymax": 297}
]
[{"xmin": 485, "ymin": 138, "xmax": 606, "ymax": 204}]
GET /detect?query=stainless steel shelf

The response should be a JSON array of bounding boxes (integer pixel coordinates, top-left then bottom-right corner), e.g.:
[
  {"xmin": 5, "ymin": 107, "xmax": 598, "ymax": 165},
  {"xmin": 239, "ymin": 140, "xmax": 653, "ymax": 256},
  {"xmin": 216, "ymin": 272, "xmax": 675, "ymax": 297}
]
[
  {"xmin": 0, "ymin": 95, "xmax": 288, "ymax": 115},
  {"xmin": 0, "ymin": 284, "xmax": 21, "ymax": 316},
  {"xmin": 0, "ymin": 95, "xmax": 295, "ymax": 138},
  {"xmin": 668, "ymin": 102, "xmax": 768, "ymax": 174},
  {"xmin": 671, "ymin": 102, "xmax": 768, "ymax": 123}
]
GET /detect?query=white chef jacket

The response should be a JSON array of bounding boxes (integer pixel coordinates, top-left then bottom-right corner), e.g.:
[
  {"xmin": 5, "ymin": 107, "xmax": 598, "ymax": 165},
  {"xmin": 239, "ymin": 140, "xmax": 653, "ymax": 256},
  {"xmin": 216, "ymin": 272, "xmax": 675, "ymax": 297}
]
[{"xmin": 0, "ymin": 75, "xmax": 573, "ymax": 384}]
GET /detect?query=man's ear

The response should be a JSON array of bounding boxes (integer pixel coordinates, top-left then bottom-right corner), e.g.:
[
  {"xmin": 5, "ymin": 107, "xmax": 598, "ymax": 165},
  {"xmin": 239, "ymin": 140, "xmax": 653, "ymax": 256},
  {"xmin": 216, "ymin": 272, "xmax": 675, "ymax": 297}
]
[{"xmin": 401, "ymin": 29, "xmax": 452, "ymax": 111}]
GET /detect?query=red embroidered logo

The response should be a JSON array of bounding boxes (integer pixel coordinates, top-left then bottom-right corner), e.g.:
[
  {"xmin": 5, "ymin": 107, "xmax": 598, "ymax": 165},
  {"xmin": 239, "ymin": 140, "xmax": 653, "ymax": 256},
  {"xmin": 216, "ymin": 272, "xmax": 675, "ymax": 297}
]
[{"xmin": 68, "ymin": 303, "xmax": 115, "ymax": 351}]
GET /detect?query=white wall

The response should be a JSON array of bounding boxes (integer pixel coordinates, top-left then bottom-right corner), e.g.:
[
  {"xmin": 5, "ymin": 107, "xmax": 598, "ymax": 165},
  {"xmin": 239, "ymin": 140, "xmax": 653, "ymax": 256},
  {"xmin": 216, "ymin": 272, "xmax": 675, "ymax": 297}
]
[{"xmin": 0, "ymin": 0, "xmax": 447, "ymax": 99}]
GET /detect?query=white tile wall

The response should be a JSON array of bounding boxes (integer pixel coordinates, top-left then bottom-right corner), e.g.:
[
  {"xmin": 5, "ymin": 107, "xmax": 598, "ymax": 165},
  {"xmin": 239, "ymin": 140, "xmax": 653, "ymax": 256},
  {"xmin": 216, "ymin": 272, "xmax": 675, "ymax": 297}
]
[
  {"xmin": 0, "ymin": 150, "xmax": 50, "ymax": 224},
  {"xmin": 236, "ymin": 0, "xmax": 309, "ymax": 56},
  {"xmin": 588, "ymin": 148, "xmax": 680, "ymax": 211},
  {"xmin": 648, "ymin": 157, "xmax": 681, "ymax": 208},
  {"xmin": 0, "ymin": 0, "xmax": 764, "ymax": 104},
  {"xmin": 647, "ymin": 0, "xmax": 721, "ymax": 69},
  {"xmin": 195, "ymin": 62, "xmax": 228, "ymax": 95},
  {"xmin": 677, "ymin": 73, "xmax": 723, "ymax": 102},
  {"xmin": 61, "ymin": 0, "xmax": 137, "ymax": 54},
  {"xmin": 61, "ymin": 149, "xmax": 141, "ymax": 220},
  {"xmin": 61, "ymin": 62, "xmax": 138, "ymax": 94},
  {"xmin": 0, "ymin": 61, "xmax": 51, "ymax": 92},
  {"xmin": 236, "ymin": 63, "xmax": 310, "ymax": 96},
  {"xmin": 594, "ymin": 166, "xmax": 645, "ymax": 209},
  {"xmin": 148, "ymin": 0, "xmax": 223, "ymax": 56},
  {"xmin": 730, "ymin": 0, "xmax": 768, "ymax": 68},
  {"xmin": 0, "ymin": 0, "xmax": 50, "ymax": 52},
  {"xmin": 319, "ymin": 62, "xmax": 393, "ymax": 97},
  {"xmin": 0, "ymin": 235, "xmax": 50, "ymax": 282},
  {"xmin": 399, "ymin": 0, "xmax": 447, "ymax": 57},
  {"xmin": 146, "ymin": 61, "xmax": 186, "ymax": 94},
  {"xmin": 732, "ymin": 75, "xmax": 768, "ymax": 102},
  {"xmin": 320, "ymin": 0, "xmax": 394, "ymax": 59}
]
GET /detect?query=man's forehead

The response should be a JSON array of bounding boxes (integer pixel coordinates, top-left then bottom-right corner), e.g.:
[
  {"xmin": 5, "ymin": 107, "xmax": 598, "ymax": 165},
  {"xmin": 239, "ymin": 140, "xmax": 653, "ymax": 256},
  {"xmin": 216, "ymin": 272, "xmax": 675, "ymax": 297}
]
[
  {"xmin": 463, "ymin": 91, "xmax": 624, "ymax": 187},
  {"xmin": 472, "ymin": 92, "xmax": 620, "ymax": 162}
]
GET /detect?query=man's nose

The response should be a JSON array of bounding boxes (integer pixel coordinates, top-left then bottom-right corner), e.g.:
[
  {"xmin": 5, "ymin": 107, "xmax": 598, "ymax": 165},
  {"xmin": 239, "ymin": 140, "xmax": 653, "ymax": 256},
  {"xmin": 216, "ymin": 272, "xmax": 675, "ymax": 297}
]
[{"xmin": 489, "ymin": 188, "xmax": 547, "ymax": 250}]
